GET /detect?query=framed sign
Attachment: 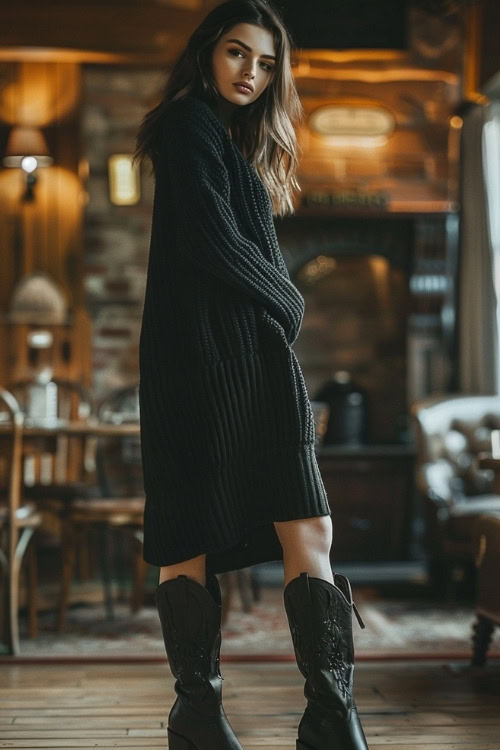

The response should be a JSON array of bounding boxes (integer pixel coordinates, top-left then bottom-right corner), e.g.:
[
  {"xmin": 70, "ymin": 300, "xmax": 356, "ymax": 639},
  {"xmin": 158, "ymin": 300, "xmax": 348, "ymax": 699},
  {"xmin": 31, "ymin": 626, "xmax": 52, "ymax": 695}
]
[{"xmin": 309, "ymin": 102, "xmax": 396, "ymax": 148}]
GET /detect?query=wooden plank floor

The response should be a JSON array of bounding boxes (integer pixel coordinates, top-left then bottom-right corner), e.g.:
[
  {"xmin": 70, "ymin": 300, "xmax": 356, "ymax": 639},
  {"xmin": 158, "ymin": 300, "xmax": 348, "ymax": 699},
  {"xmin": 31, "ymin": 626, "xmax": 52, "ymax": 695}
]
[{"xmin": 0, "ymin": 661, "xmax": 499, "ymax": 748}]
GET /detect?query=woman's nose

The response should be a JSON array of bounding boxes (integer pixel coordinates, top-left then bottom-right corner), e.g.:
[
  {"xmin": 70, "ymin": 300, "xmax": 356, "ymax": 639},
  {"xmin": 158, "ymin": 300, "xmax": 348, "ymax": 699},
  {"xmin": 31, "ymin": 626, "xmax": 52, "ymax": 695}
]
[{"xmin": 242, "ymin": 62, "xmax": 257, "ymax": 78}]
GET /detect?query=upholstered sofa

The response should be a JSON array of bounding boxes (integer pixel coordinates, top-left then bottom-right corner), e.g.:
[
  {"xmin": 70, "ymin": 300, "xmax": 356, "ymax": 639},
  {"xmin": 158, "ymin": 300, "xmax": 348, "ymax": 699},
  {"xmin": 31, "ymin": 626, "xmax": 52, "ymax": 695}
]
[{"xmin": 411, "ymin": 394, "xmax": 500, "ymax": 596}]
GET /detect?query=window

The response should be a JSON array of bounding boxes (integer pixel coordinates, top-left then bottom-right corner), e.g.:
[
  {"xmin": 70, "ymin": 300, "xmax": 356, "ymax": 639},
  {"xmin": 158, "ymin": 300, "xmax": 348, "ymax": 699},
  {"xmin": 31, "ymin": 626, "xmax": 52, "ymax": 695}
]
[{"xmin": 483, "ymin": 102, "xmax": 500, "ymax": 389}]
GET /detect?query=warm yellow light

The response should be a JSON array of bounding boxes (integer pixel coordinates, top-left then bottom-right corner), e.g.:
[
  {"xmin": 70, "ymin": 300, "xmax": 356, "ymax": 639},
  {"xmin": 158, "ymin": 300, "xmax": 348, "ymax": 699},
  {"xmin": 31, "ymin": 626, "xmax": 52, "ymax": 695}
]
[
  {"xmin": 298, "ymin": 254, "xmax": 337, "ymax": 285},
  {"xmin": 450, "ymin": 116, "xmax": 463, "ymax": 129},
  {"xmin": 108, "ymin": 154, "xmax": 140, "ymax": 206},
  {"xmin": 326, "ymin": 135, "xmax": 389, "ymax": 149}
]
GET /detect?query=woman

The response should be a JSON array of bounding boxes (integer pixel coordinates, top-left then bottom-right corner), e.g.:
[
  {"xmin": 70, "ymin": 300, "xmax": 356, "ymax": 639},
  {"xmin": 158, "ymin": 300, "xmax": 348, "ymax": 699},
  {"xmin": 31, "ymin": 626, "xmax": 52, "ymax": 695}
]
[{"xmin": 133, "ymin": 2, "xmax": 368, "ymax": 749}]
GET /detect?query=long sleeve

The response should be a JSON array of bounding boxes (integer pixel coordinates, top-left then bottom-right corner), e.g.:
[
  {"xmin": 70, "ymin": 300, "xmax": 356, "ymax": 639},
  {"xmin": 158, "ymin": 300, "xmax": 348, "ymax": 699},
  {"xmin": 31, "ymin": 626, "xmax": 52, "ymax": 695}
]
[{"xmin": 162, "ymin": 96, "xmax": 304, "ymax": 345}]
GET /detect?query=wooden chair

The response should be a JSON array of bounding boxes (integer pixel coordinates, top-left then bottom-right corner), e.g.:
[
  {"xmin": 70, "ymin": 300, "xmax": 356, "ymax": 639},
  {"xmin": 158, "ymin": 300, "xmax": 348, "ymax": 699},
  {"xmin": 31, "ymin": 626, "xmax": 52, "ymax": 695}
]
[
  {"xmin": 219, "ymin": 569, "xmax": 261, "ymax": 627},
  {"xmin": 9, "ymin": 377, "xmax": 98, "ymax": 585},
  {"xmin": 58, "ymin": 384, "xmax": 145, "ymax": 630},
  {"xmin": 89, "ymin": 384, "xmax": 259, "ymax": 624},
  {"xmin": 411, "ymin": 394, "xmax": 500, "ymax": 598},
  {"xmin": 96, "ymin": 384, "xmax": 147, "ymax": 614},
  {"xmin": 0, "ymin": 388, "xmax": 41, "ymax": 655},
  {"xmin": 8, "ymin": 377, "xmax": 127, "ymax": 631},
  {"xmin": 471, "ymin": 514, "xmax": 500, "ymax": 667}
]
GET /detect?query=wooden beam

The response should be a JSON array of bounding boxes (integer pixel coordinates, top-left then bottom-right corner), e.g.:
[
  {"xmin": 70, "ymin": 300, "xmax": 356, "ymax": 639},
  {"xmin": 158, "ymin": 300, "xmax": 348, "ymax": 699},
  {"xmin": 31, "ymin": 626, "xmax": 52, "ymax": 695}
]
[{"xmin": 0, "ymin": 2, "xmax": 208, "ymax": 64}]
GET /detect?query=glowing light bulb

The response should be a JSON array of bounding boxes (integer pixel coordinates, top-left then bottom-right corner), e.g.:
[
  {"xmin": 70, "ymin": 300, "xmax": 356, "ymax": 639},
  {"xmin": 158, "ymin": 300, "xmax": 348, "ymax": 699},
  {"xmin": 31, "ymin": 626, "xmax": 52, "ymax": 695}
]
[{"xmin": 21, "ymin": 156, "xmax": 38, "ymax": 173}]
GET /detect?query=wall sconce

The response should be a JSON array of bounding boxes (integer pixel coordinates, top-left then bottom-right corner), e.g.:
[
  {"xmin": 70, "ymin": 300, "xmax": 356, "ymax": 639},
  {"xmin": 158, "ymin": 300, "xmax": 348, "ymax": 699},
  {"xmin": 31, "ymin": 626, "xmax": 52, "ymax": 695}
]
[
  {"xmin": 108, "ymin": 154, "xmax": 140, "ymax": 205},
  {"xmin": 2, "ymin": 126, "xmax": 53, "ymax": 202}
]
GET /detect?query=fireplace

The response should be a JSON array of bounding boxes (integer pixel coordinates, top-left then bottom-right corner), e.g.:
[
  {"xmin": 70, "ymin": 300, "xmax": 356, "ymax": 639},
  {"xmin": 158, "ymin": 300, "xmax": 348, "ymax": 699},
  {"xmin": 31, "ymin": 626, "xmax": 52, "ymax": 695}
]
[{"xmin": 274, "ymin": 212, "xmax": 457, "ymax": 561}]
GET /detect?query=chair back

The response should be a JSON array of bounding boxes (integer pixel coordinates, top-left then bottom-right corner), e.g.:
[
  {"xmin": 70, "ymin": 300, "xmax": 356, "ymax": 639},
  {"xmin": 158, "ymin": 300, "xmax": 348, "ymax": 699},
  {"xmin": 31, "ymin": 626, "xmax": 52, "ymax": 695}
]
[
  {"xmin": 411, "ymin": 394, "xmax": 500, "ymax": 501},
  {"xmin": 95, "ymin": 384, "xmax": 142, "ymax": 498},
  {"xmin": 0, "ymin": 388, "xmax": 24, "ymax": 527}
]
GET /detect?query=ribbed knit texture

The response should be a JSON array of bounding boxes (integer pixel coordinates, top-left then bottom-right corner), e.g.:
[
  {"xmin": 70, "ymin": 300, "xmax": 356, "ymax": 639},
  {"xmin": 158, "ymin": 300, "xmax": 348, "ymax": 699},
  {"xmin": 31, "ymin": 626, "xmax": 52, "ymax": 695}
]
[{"xmin": 139, "ymin": 94, "xmax": 331, "ymax": 574}]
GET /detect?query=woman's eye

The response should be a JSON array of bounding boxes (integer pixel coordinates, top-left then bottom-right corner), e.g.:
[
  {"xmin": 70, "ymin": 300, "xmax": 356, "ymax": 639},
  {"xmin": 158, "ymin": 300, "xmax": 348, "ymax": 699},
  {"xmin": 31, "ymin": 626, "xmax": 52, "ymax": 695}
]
[{"xmin": 228, "ymin": 49, "xmax": 273, "ymax": 73}]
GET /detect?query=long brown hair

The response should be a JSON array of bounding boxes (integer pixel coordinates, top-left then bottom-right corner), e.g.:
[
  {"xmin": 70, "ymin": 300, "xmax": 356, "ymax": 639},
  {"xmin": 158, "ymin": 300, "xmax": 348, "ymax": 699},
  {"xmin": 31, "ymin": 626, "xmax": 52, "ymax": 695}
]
[{"xmin": 132, "ymin": 0, "xmax": 303, "ymax": 217}]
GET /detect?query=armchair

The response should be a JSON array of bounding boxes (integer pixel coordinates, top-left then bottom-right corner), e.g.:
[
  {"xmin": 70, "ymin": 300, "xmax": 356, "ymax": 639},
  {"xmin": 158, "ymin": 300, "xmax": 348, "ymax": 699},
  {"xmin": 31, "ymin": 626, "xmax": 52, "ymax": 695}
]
[{"xmin": 411, "ymin": 394, "xmax": 500, "ymax": 597}]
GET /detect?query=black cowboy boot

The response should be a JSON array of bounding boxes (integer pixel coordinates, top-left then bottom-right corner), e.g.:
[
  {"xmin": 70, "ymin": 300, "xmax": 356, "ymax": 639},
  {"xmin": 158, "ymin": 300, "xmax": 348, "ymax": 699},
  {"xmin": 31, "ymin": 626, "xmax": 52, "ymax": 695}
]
[
  {"xmin": 283, "ymin": 572, "xmax": 369, "ymax": 750},
  {"xmin": 155, "ymin": 572, "xmax": 243, "ymax": 750}
]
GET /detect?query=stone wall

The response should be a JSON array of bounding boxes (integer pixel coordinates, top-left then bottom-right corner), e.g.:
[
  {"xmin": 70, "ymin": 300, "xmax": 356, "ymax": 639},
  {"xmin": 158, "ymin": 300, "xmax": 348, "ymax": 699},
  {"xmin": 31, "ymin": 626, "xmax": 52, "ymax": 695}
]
[{"xmin": 82, "ymin": 65, "xmax": 164, "ymax": 401}]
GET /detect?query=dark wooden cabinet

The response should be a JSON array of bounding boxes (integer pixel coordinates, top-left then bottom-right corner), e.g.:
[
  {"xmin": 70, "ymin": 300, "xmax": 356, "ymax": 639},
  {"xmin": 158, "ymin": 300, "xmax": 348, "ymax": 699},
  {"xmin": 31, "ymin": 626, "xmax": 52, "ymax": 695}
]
[{"xmin": 316, "ymin": 445, "xmax": 415, "ymax": 562}]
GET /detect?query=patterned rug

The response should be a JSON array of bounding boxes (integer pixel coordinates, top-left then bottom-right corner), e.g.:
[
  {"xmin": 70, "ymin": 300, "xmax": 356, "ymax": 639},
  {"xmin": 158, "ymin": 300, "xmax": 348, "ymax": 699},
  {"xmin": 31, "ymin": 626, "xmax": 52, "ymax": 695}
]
[{"xmin": 14, "ymin": 580, "xmax": 500, "ymax": 660}]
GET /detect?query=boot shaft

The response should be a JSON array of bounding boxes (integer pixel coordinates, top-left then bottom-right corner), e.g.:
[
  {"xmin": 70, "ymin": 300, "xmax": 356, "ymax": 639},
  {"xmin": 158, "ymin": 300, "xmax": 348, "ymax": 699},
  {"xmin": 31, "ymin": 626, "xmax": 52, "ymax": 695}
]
[
  {"xmin": 155, "ymin": 573, "xmax": 223, "ymax": 714},
  {"xmin": 283, "ymin": 572, "xmax": 362, "ymax": 713}
]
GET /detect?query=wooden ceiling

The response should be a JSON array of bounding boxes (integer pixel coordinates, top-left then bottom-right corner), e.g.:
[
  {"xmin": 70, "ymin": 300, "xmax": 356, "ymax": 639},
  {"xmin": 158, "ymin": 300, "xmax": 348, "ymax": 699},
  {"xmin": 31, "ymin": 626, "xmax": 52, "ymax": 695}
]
[
  {"xmin": 0, "ymin": 1, "xmax": 222, "ymax": 64},
  {"xmin": 0, "ymin": 0, "xmax": 498, "ymax": 94}
]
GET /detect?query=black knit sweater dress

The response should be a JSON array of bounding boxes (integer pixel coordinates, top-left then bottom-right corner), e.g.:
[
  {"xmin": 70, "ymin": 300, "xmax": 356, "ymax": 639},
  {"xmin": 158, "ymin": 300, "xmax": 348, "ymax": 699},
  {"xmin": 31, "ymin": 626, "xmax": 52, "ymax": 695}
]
[{"xmin": 139, "ymin": 93, "xmax": 331, "ymax": 575}]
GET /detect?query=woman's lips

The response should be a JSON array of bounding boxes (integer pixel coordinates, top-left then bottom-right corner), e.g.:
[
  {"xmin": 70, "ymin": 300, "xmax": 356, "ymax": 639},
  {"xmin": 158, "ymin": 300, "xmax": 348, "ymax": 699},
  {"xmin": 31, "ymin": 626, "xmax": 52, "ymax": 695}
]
[{"xmin": 233, "ymin": 83, "xmax": 253, "ymax": 95}]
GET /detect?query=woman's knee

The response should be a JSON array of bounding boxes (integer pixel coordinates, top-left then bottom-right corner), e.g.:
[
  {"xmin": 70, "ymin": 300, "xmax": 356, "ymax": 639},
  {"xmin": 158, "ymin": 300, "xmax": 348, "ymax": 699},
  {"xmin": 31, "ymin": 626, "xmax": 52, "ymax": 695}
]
[{"xmin": 274, "ymin": 515, "xmax": 332, "ymax": 552}]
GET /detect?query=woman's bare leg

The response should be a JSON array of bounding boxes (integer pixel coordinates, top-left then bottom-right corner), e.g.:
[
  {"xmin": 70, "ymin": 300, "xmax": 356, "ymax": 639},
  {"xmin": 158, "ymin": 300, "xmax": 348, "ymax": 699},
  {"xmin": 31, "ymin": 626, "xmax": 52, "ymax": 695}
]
[
  {"xmin": 158, "ymin": 553, "xmax": 207, "ymax": 586},
  {"xmin": 274, "ymin": 516, "xmax": 333, "ymax": 587}
]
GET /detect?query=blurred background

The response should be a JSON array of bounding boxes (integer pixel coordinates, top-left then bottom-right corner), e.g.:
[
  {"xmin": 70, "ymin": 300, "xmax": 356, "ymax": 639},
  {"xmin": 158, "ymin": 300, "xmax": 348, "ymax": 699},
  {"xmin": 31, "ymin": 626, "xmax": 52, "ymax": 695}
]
[{"xmin": 1, "ymin": 0, "xmax": 500, "ymax": 666}]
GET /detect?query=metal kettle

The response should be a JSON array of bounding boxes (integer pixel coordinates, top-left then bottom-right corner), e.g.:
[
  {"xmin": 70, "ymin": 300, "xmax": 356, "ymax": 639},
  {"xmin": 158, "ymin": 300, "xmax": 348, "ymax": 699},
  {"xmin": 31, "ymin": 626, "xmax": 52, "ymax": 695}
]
[{"xmin": 314, "ymin": 370, "xmax": 368, "ymax": 445}]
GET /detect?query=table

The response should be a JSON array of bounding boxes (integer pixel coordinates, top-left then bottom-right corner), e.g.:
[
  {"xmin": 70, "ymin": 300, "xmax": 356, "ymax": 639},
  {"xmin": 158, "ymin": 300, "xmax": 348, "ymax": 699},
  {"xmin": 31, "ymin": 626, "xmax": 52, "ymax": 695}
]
[
  {"xmin": 0, "ymin": 418, "xmax": 140, "ymax": 491},
  {"xmin": 0, "ymin": 418, "xmax": 141, "ymax": 654},
  {"xmin": 0, "ymin": 419, "xmax": 140, "ymax": 438}
]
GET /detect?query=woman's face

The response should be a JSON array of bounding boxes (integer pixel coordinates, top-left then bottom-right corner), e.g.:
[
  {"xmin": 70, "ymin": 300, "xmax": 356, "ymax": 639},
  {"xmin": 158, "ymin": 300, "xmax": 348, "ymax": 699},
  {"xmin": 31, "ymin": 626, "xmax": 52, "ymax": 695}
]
[{"xmin": 211, "ymin": 22, "xmax": 276, "ymax": 106}]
